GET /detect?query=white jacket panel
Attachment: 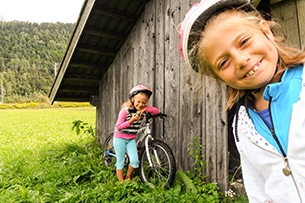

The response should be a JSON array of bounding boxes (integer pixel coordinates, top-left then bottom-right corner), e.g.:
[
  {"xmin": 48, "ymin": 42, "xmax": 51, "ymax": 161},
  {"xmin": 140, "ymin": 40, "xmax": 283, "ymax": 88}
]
[{"xmin": 233, "ymin": 66, "xmax": 305, "ymax": 203}]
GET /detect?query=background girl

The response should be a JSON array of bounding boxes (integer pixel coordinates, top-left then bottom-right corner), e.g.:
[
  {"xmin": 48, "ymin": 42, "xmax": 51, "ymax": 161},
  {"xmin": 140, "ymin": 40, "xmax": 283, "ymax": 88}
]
[{"xmin": 113, "ymin": 84, "xmax": 159, "ymax": 181}]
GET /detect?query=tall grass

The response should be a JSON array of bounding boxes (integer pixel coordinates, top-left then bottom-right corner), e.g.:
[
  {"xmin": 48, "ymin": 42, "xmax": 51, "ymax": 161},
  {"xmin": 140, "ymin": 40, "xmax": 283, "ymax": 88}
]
[
  {"xmin": 0, "ymin": 108, "xmax": 246, "ymax": 202},
  {"xmin": 0, "ymin": 108, "xmax": 101, "ymax": 202}
]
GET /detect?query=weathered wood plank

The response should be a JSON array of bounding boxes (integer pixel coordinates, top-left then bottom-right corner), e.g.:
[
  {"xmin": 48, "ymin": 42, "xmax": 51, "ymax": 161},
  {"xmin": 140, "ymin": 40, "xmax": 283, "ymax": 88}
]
[
  {"xmin": 297, "ymin": 0, "xmax": 305, "ymax": 49},
  {"xmin": 154, "ymin": 0, "xmax": 166, "ymax": 142},
  {"xmin": 272, "ymin": 0, "xmax": 300, "ymax": 48},
  {"xmin": 165, "ymin": 0, "xmax": 185, "ymax": 170}
]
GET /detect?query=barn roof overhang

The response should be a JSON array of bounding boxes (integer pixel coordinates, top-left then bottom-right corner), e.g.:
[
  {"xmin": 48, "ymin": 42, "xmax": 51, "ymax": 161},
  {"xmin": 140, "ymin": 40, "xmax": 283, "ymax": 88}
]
[{"xmin": 48, "ymin": 0, "xmax": 149, "ymax": 104}]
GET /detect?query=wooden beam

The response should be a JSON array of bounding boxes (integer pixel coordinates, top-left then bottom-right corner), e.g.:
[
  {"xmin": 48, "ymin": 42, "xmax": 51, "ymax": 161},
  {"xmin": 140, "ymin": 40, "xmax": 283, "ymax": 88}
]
[
  {"xmin": 94, "ymin": 6, "xmax": 136, "ymax": 22},
  {"xmin": 76, "ymin": 45, "xmax": 116, "ymax": 56},
  {"xmin": 84, "ymin": 27, "xmax": 126, "ymax": 40},
  {"xmin": 57, "ymin": 88, "xmax": 96, "ymax": 94},
  {"xmin": 63, "ymin": 76, "xmax": 100, "ymax": 82},
  {"xmin": 69, "ymin": 62, "xmax": 104, "ymax": 70}
]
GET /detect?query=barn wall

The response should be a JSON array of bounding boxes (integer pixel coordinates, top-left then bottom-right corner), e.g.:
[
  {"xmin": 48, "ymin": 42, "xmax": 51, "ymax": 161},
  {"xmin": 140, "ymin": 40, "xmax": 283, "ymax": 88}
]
[
  {"xmin": 271, "ymin": 0, "xmax": 305, "ymax": 49},
  {"xmin": 95, "ymin": 0, "xmax": 228, "ymax": 190},
  {"xmin": 95, "ymin": 0, "xmax": 304, "ymax": 191}
]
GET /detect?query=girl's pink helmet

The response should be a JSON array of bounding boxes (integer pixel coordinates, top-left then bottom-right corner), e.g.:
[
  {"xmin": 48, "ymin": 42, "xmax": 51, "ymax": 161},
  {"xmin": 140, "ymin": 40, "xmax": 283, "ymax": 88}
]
[
  {"xmin": 128, "ymin": 85, "xmax": 153, "ymax": 100},
  {"xmin": 178, "ymin": 0, "xmax": 256, "ymax": 72}
]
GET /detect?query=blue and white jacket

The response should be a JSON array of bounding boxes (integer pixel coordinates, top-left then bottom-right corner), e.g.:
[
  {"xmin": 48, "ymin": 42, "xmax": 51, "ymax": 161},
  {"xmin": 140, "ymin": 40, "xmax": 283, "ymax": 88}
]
[{"xmin": 233, "ymin": 64, "xmax": 305, "ymax": 202}]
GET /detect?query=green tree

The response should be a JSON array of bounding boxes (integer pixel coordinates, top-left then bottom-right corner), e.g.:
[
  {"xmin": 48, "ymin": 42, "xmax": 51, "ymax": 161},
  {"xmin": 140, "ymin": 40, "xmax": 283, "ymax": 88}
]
[{"xmin": 0, "ymin": 21, "xmax": 75, "ymax": 103}]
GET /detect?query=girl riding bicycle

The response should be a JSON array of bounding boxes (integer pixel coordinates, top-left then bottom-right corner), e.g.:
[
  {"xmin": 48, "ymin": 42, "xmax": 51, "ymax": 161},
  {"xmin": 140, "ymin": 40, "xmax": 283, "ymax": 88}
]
[{"xmin": 113, "ymin": 84, "xmax": 160, "ymax": 181}]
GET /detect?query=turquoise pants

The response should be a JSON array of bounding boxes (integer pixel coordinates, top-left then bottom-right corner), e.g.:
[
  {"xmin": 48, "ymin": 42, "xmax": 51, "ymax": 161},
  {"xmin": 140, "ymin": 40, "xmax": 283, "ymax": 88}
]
[{"xmin": 113, "ymin": 137, "xmax": 139, "ymax": 169}]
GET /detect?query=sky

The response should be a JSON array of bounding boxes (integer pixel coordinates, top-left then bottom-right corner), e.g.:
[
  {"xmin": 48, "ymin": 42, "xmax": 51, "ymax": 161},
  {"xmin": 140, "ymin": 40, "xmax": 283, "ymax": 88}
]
[{"xmin": 0, "ymin": 0, "xmax": 85, "ymax": 23}]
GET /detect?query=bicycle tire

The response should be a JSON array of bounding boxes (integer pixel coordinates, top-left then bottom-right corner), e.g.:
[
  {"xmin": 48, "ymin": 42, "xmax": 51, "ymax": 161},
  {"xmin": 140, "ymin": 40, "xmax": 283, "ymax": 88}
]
[
  {"xmin": 139, "ymin": 140, "xmax": 176, "ymax": 189},
  {"xmin": 102, "ymin": 133, "xmax": 116, "ymax": 167},
  {"xmin": 102, "ymin": 133, "xmax": 129, "ymax": 169}
]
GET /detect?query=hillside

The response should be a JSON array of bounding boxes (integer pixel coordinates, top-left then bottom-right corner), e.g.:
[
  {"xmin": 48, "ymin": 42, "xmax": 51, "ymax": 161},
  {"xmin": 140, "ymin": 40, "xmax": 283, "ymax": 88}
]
[{"xmin": 0, "ymin": 21, "xmax": 75, "ymax": 103}]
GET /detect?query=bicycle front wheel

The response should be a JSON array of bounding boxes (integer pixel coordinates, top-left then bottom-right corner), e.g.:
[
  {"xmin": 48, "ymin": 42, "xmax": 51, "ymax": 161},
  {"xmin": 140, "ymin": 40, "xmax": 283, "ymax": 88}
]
[{"xmin": 139, "ymin": 140, "xmax": 176, "ymax": 189}]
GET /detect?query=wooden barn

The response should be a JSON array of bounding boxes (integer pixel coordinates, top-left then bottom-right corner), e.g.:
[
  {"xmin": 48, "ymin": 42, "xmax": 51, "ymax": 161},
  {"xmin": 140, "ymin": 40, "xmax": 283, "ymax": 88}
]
[{"xmin": 49, "ymin": 0, "xmax": 305, "ymax": 191}]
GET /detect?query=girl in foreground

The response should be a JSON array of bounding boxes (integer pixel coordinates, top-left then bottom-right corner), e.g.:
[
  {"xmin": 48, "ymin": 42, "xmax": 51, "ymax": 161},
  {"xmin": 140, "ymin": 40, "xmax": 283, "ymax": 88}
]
[{"xmin": 178, "ymin": 0, "xmax": 305, "ymax": 202}]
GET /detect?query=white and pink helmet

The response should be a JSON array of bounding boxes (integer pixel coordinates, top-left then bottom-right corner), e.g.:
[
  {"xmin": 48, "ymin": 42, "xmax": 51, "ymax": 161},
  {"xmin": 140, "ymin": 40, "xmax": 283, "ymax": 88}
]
[
  {"xmin": 128, "ymin": 85, "xmax": 153, "ymax": 100},
  {"xmin": 178, "ymin": 0, "xmax": 256, "ymax": 72}
]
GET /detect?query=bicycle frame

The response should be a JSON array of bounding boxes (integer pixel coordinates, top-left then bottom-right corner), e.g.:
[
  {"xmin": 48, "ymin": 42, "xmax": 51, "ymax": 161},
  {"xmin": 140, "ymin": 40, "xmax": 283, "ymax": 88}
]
[
  {"xmin": 141, "ymin": 123, "xmax": 163, "ymax": 169},
  {"xmin": 105, "ymin": 145, "xmax": 116, "ymax": 157}
]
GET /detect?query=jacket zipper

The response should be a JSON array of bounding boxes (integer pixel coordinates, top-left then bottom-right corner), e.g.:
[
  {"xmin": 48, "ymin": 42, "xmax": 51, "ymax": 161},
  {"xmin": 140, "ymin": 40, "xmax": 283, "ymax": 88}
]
[
  {"xmin": 267, "ymin": 98, "xmax": 287, "ymax": 157},
  {"xmin": 266, "ymin": 98, "xmax": 302, "ymax": 202}
]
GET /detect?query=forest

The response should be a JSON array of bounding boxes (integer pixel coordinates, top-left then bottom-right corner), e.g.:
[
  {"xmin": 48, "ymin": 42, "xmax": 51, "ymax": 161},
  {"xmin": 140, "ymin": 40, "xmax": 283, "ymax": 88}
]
[{"xmin": 0, "ymin": 21, "xmax": 75, "ymax": 103}]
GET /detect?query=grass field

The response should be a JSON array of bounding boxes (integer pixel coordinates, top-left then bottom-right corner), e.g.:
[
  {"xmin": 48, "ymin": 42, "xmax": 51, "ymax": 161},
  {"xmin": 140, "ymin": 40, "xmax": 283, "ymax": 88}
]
[
  {"xmin": 0, "ymin": 108, "xmax": 96, "ymax": 154},
  {"xmin": 0, "ymin": 108, "xmax": 100, "ymax": 202},
  {"xmin": 0, "ymin": 108, "xmax": 246, "ymax": 203}
]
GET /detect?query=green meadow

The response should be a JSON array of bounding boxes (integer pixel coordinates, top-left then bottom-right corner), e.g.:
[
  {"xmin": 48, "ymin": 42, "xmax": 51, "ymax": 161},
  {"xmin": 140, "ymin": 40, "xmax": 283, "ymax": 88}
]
[
  {"xmin": 0, "ymin": 108, "xmax": 101, "ymax": 202},
  {"xmin": 0, "ymin": 108, "xmax": 246, "ymax": 203}
]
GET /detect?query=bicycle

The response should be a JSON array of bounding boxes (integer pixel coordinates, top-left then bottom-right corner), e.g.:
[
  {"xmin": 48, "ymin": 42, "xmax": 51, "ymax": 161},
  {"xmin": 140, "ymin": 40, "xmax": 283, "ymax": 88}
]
[{"xmin": 102, "ymin": 112, "xmax": 176, "ymax": 188}]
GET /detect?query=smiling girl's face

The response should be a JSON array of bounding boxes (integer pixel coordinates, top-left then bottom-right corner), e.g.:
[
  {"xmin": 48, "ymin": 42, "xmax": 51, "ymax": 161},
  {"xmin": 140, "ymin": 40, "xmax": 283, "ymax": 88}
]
[
  {"xmin": 201, "ymin": 12, "xmax": 278, "ymax": 91},
  {"xmin": 132, "ymin": 92, "xmax": 148, "ymax": 111}
]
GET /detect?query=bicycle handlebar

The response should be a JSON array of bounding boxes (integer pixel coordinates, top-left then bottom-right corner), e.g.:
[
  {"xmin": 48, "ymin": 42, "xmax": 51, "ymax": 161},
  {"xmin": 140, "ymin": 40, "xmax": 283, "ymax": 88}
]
[
  {"xmin": 156, "ymin": 112, "xmax": 167, "ymax": 118},
  {"xmin": 146, "ymin": 112, "xmax": 167, "ymax": 120}
]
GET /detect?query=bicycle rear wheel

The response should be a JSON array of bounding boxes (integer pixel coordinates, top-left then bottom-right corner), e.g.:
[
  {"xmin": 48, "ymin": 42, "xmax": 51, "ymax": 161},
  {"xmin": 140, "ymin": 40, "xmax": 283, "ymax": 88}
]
[
  {"xmin": 102, "ymin": 133, "xmax": 116, "ymax": 167},
  {"xmin": 139, "ymin": 140, "xmax": 176, "ymax": 189},
  {"xmin": 102, "ymin": 133, "xmax": 129, "ymax": 169}
]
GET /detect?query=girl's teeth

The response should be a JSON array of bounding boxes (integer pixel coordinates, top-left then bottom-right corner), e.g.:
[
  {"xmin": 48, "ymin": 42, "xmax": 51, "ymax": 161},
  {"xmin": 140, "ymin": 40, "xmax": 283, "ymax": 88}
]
[
  {"xmin": 246, "ymin": 66, "xmax": 258, "ymax": 77},
  {"xmin": 247, "ymin": 70, "xmax": 254, "ymax": 77}
]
